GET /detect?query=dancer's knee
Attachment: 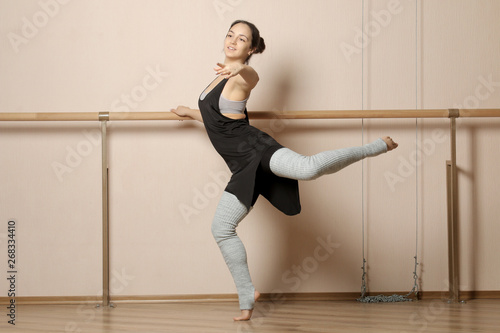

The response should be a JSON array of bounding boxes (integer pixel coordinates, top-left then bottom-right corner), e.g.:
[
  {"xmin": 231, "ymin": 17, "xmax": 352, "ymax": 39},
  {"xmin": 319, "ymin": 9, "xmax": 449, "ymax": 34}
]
[
  {"xmin": 211, "ymin": 219, "xmax": 228, "ymax": 243},
  {"xmin": 211, "ymin": 221, "xmax": 219, "ymax": 241},
  {"xmin": 298, "ymin": 165, "xmax": 321, "ymax": 181},
  {"xmin": 211, "ymin": 214, "xmax": 240, "ymax": 244},
  {"xmin": 211, "ymin": 191, "xmax": 248, "ymax": 243},
  {"xmin": 287, "ymin": 155, "xmax": 322, "ymax": 181}
]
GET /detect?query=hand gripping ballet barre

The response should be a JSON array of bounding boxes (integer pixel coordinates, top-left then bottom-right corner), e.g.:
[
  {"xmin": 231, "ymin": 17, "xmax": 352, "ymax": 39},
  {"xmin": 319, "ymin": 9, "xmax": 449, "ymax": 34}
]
[{"xmin": 2, "ymin": 108, "xmax": 500, "ymax": 306}]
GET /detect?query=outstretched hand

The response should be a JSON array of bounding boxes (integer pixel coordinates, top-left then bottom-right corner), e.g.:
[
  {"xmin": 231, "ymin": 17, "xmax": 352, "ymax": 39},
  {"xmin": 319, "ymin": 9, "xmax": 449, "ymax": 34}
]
[{"xmin": 214, "ymin": 62, "xmax": 243, "ymax": 79}]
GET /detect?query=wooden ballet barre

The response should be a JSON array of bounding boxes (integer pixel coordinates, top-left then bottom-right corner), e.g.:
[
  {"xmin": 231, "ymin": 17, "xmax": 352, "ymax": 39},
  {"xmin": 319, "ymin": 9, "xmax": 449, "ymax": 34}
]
[
  {"xmin": 1, "ymin": 109, "xmax": 500, "ymax": 121},
  {"xmin": 456, "ymin": 109, "xmax": 500, "ymax": 118},
  {"xmin": 0, "ymin": 112, "xmax": 100, "ymax": 121}
]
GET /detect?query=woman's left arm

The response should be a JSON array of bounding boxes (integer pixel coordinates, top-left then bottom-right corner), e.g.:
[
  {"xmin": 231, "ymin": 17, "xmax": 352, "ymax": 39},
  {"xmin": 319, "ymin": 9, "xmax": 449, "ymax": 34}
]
[{"xmin": 214, "ymin": 63, "xmax": 259, "ymax": 90}]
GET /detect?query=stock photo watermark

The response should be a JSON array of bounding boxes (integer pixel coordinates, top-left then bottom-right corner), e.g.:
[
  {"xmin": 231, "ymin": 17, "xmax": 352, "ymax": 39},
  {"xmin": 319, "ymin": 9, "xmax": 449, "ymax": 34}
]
[
  {"xmin": 7, "ymin": 0, "xmax": 72, "ymax": 54},
  {"xmin": 64, "ymin": 267, "xmax": 135, "ymax": 333},
  {"xmin": 384, "ymin": 129, "xmax": 447, "ymax": 192},
  {"xmin": 453, "ymin": 74, "xmax": 500, "ymax": 109},
  {"xmin": 178, "ymin": 170, "xmax": 231, "ymax": 223},
  {"xmin": 384, "ymin": 73, "xmax": 499, "ymax": 192},
  {"xmin": 110, "ymin": 65, "xmax": 169, "ymax": 112},
  {"xmin": 400, "ymin": 279, "xmax": 468, "ymax": 333},
  {"xmin": 238, "ymin": 235, "xmax": 340, "ymax": 332},
  {"xmin": 5, "ymin": 220, "xmax": 17, "ymax": 326},
  {"xmin": 51, "ymin": 65, "xmax": 168, "ymax": 182},
  {"xmin": 213, "ymin": 0, "xmax": 244, "ymax": 21},
  {"xmin": 178, "ymin": 110, "xmax": 291, "ymax": 224},
  {"xmin": 402, "ymin": 298, "xmax": 446, "ymax": 333},
  {"xmin": 340, "ymin": 0, "xmax": 404, "ymax": 64},
  {"xmin": 51, "ymin": 129, "xmax": 101, "ymax": 182},
  {"xmin": 280, "ymin": 235, "xmax": 341, "ymax": 292}
]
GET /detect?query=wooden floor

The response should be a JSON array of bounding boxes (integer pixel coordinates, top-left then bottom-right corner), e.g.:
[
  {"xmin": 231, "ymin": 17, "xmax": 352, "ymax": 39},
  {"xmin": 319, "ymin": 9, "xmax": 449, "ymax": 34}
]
[{"xmin": 1, "ymin": 299, "xmax": 499, "ymax": 332}]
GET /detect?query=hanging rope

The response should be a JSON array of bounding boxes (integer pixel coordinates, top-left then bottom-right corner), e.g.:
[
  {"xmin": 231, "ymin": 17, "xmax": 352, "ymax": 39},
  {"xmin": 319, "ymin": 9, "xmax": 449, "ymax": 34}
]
[
  {"xmin": 411, "ymin": 0, "xmax": 420, "ymax": 300},
  {"xmin": 357, "ymin": 0, "xmax": 420, "ymax": 303},
  {"xmin": 360, "ymin": 0, "xmax": 367, "ymax": 301}
]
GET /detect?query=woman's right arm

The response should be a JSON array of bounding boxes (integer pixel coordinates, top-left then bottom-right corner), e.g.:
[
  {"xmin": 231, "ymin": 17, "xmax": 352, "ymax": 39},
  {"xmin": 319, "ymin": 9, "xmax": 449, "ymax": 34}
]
[{"xmin": 171, "ymin": 106, "xmax": 203, "ymax": 123}]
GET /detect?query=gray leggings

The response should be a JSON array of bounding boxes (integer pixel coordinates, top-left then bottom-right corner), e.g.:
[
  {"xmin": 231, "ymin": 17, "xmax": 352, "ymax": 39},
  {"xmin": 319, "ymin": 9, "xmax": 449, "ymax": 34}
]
[{"xmin": 211, "ymin": 139, "xmax": 387, "ymax": 310}]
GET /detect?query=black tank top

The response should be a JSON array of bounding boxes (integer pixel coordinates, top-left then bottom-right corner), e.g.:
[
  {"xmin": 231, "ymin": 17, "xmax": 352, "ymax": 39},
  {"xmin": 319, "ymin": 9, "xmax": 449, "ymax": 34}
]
[{"xmin": 198, "ymin": 78, "xmax": 301, "ymax": 215}]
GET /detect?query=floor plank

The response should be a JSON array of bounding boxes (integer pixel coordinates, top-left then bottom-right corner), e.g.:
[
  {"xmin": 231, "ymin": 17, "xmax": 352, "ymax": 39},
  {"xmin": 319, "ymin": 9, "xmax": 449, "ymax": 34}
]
[{"xmin": 1, "ymin": 299, "xmax": 499, "ymax": 332}]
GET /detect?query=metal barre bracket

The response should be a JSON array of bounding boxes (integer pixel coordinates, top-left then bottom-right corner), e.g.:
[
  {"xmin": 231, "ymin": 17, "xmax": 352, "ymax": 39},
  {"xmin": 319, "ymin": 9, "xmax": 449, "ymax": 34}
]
[
  {"xmin": 448, "ymin": 109, "xmax": 460, "ymax": 118},
  {"xmin": 99, "ymin": 112, "xmax": 110, "ymax": 121}
]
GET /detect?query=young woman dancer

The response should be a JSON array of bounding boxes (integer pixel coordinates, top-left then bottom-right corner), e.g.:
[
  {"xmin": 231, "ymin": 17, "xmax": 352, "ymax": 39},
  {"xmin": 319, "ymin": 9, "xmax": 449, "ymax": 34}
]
[{"xmin": 171, "ymin": 20, "xmax": 398, "ymax": 321}]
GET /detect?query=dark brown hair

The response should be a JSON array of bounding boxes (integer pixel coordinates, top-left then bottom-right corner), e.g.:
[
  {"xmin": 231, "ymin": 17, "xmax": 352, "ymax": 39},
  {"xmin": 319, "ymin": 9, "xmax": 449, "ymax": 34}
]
[{"xmin": 230, "ymin": 20, "xmax": 266, "ymax": 64}]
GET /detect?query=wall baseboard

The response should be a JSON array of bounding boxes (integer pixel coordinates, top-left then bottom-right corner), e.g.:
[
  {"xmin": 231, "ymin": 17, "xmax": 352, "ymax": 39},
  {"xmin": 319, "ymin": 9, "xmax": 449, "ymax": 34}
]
[{"xmin": 1, "ymin": 291, "xmax": 499, "ymax": 305}]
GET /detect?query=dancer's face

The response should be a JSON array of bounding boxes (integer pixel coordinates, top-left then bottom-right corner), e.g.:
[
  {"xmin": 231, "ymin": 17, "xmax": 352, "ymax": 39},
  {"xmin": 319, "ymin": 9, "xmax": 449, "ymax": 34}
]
[{"xmin": 224, "ymin": 23, "xmax": 254, "ymax": 62}]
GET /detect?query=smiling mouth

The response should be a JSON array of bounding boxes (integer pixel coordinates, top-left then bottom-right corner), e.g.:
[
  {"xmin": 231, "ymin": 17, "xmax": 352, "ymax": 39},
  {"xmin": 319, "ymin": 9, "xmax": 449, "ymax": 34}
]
[{"xmin": 228, "ymin": 47, "xmax": 236, "ymax": 51}]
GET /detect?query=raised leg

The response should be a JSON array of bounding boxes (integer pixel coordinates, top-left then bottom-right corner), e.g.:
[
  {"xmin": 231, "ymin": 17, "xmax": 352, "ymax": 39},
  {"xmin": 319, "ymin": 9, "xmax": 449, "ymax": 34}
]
[{"xmin": 270, "ymin": 137, "xmax": 397, "ymax": 181}]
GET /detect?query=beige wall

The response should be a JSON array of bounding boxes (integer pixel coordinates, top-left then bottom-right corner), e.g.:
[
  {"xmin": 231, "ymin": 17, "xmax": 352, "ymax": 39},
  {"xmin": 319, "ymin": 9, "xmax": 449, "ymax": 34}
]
[{"xmin": 0, "ymin": 0, "xmax": 499, "ymax": 299}]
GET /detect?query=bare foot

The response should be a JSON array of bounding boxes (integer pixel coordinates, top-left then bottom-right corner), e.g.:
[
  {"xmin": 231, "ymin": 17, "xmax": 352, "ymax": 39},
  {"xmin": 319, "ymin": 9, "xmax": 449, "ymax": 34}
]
[
  {"xmin": 382, "ymin": 136, "xmax": 398, "ymax": 151},
  {"xmin": 233, "ymin": 291, "xmax": 261, "ymax": 321}
]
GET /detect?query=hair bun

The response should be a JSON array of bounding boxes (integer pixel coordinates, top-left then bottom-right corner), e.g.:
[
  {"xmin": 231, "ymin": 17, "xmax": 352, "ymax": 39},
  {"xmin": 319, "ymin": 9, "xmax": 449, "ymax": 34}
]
[{"xmin": 256, "ymin": 37, "xmax": 266, "ymax": 54}]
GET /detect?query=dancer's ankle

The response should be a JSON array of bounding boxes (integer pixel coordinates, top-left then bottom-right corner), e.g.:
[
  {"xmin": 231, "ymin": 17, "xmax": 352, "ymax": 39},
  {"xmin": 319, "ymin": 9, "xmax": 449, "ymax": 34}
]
[
  {"xmin": 234, "ymin": 291, "xmax": 261, "ymax": 321},
  {"xmin": 364, "ymin": 138, "xmax": 388, "ymax": 157}
]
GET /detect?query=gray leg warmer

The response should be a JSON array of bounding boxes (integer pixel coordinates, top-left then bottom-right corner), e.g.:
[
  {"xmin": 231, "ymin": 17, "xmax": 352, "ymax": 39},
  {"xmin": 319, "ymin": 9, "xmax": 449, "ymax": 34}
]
[
  {"xmin": 211, "ymin": 191, "xmax": 255, "ymax": 310},
  {"xmin": 270, "ymin": 138, "xmax": 388, "ymax": 180}
]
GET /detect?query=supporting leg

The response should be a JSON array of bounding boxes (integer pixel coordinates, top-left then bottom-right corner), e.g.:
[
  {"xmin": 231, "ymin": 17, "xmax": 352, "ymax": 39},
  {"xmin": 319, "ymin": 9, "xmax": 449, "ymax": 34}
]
[{"xmin": 211, "ymin": 191, "xmax": 260, "ymax": 320}]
